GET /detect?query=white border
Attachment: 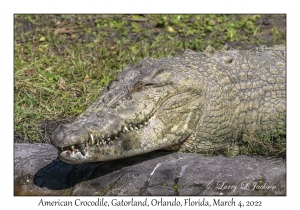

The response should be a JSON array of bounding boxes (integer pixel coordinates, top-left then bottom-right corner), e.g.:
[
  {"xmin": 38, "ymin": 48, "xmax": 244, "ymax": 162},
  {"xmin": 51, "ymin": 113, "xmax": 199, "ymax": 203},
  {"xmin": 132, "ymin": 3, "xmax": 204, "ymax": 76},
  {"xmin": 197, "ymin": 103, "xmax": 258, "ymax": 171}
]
[{"xmin": 2, "ymin": 0, "xmax": 299, "ymax": 209}]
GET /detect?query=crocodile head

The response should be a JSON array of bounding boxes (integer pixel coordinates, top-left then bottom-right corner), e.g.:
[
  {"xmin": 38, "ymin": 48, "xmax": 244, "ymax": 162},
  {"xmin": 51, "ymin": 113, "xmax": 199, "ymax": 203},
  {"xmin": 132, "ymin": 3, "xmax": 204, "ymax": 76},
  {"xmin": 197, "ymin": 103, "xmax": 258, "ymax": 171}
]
[{"xmin": 51, "ymin": 57, "xmax": 204, "ymax": 164}]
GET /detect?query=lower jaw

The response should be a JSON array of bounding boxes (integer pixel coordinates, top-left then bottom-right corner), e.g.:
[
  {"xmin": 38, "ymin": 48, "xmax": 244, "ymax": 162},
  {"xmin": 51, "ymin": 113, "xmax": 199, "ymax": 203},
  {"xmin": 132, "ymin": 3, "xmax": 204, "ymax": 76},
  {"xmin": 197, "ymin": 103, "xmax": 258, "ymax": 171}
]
[
  {"xmin": 58, "ymin": 139, "xmax": 159, "ymax": 164},
  {"xmin": 57, "ymin": 125, "xmax": 185, "ymax": 163},
  {"xmin": 58, "ymin": 140, "xmax": 124, "ymax": 163},
  {"xmin": 58, "ymin": 149, "xmax": 92, "ymax": 164}
]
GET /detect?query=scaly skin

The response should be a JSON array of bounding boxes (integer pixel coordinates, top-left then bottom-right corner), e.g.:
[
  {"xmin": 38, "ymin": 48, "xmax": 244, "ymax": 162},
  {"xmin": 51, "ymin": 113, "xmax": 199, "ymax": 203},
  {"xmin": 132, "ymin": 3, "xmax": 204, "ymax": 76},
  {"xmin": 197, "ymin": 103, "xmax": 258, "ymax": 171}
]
[{"xmin": 51, "ymin": 45, "xmax": 286, "ymax": 164}]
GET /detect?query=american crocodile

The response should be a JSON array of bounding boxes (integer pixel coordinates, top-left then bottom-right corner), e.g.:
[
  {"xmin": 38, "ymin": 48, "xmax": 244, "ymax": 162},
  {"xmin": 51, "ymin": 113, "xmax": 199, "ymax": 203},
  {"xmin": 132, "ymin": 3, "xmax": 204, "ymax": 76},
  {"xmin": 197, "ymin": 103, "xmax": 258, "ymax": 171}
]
[{"xmin": 51, "ymin": 45, "xmax": 286, "ymax": 164}]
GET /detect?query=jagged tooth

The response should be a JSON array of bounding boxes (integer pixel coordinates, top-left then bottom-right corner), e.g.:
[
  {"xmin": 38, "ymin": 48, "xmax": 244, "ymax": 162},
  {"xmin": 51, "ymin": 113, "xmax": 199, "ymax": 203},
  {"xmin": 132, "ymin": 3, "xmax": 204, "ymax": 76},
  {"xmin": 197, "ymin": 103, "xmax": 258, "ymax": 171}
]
[
  {"xmin": 143, "ymin": 121, "xmax": 148, "ymax": 125},
  {"xmin": 82, "ymin": 149, "xmax": 86, "ymax": 156},
  {"xmin": 97, "ymin": 140, "xmax": 100, "ymax": 145},
  {"xmin": 90, "ymin": 134, "xmax": 95, "ymax": 144},
  {"xmin": 129, "ymin": 126, "xmax": 133, "ymax": 131},
  {"xmin": 112, "ymin": 130, "xmax": 118, "ymax": 135},
  {"xmin": 123, "ymin": 126, "xmax": 129, "ymax": 133},
  {"xmin": 71, "ymin": 145, "xmax": 75, "ymax": 150},
  {"xmin": 134, "ymin": 126, "xmax": 138, "ymax": 130},
  {"xmin": 139, "ymin": 124, "xmax": 143, "ymax": 128},
  {"xmin": 79, "ymin": 144, "xmax": 86, "ymax": 156},
  {"xmin": 117, "ymin": 126, "xmax": 122, "ymax": 132},
  {"xmin": 115, "ymin": 136, "xmax": 119, "ymax": 140},
  {"xmin": 107, "ymin": 137, "xmax": 110, "ymax": 141}
]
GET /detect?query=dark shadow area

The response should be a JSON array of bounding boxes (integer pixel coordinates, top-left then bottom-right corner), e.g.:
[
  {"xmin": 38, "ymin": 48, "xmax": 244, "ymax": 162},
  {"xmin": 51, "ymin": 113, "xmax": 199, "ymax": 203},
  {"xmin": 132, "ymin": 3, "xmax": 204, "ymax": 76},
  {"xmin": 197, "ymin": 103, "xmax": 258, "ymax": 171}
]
[
  {"xmin": 14, "ymin": 143, "xmax": 286, "ymax": 195},
  {"xmin": 33, "ymin": 150, "xmax": 173, "ymax": 190}
]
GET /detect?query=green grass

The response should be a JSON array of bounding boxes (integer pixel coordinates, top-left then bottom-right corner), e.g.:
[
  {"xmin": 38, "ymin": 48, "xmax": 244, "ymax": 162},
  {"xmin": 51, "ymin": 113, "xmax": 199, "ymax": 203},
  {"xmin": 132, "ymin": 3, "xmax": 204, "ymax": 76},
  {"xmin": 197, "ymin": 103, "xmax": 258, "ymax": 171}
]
[
  {"xmin": 14, "ymin": 14, "xmax": 286, "ymax": 157},
  {"xmin": 239, "ymin": 121, "xmax": 286, "ymax": 158}
]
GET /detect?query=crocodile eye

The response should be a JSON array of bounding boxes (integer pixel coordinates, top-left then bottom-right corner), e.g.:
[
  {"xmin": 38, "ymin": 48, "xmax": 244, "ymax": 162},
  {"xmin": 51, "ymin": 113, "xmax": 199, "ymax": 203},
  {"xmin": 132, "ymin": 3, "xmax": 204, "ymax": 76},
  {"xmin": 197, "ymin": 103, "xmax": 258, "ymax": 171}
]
[
  {"xmin": 132, "ymin": 82, "xmax": 144, "ymax": 92},
  {"xmin": 144, "ymin": 83, "xmax": 155, "ymax": 86},
  {"xmin": 131, "ymin": 82, "xmax": 156, "ymax": 93}
]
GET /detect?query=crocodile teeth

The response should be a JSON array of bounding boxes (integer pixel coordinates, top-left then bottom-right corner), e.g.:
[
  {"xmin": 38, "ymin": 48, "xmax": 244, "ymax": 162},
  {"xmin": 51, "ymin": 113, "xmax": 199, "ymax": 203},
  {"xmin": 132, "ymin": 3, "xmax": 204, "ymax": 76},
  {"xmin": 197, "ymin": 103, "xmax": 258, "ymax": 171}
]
[
  {"xmin": 90, "ymin": 134, "xmax": 95, "ymax": 144},
  {"xmin": 123, "ymin": 126, "xmax": 129, "ymax": 133},
  {"xmin": 79, "ymin": 144, "xmax": 86, "ymax": 156},
  {"xmin": 91, "ymin": 117, "xmax": 151, "ymax": 146}
]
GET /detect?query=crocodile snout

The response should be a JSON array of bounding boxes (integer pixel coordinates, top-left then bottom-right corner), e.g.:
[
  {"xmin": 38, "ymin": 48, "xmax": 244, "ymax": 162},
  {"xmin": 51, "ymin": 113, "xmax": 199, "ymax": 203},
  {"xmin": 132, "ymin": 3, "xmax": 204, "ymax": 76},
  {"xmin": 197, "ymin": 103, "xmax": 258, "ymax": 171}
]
[{"xmin": 51, "ymin": 123, "xmax": 88, "ymax": 149}]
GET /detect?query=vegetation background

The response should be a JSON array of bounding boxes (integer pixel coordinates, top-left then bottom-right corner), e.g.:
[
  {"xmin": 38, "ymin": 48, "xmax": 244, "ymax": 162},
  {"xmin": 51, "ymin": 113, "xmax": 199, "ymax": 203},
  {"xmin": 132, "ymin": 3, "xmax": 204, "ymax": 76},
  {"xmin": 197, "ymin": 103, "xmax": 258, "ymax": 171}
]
[{"xmin": 14, "ymin": 14, "xmax": 286, "ymax": 157}]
